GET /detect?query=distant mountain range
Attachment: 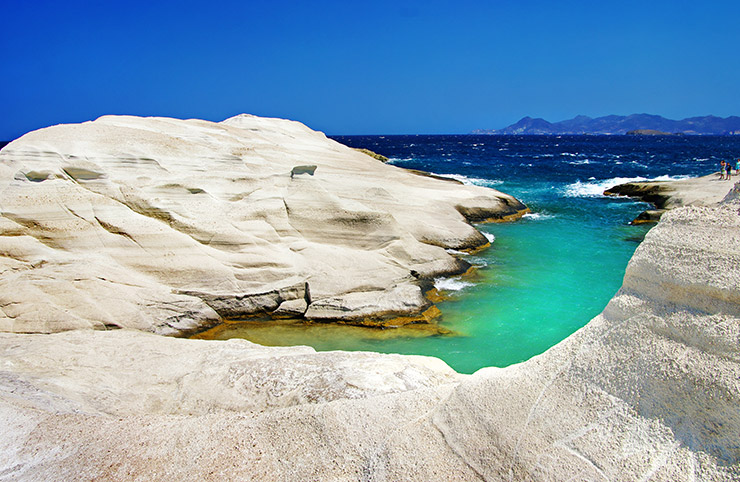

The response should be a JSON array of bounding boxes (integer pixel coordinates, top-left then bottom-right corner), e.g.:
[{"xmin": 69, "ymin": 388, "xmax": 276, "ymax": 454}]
[{"xmin": 472, "ymin": 114, "xmax": 740, "ymax": 135}]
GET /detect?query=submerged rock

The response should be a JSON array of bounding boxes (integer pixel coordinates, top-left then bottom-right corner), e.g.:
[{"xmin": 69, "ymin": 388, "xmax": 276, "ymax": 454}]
[{"xmin": 0, "ymin": 114, "xmax": 527, "ymax": 334}]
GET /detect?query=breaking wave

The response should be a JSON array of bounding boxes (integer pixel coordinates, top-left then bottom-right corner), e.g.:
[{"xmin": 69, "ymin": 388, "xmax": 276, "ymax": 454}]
[
  {"xmin": 522, "ymin": 212, "xmax": 555, "ymax": 221},
  {"xmin": 434, "ymin": 277, "xmax": 474, "ymax": 292},
  {"xmin": 563, "ymin": 175, "xmax": 691, "ymax": 198}
]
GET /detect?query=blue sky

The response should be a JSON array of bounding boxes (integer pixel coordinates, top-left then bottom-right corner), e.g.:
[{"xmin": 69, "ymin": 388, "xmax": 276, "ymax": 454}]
[{"xmin": 2, "ymin": 0, "xmax": 739, "ymax": 138}]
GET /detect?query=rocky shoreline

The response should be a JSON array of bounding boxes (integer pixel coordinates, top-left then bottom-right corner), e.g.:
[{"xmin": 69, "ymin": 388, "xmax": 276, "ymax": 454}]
[
  {"xmin": 1, "ymin": 186, "xmax": 737, "ymax": 480},
  {"xmin": 0, "ymin": 114, "xmax": 526, "ymax": 335},
  {"xmin": 1, "ymin": 117, "xmax": 738, "ymax": 480},
  {"xmin": 604, "ymin": 172, "xmax": 736, "ymax": 223}
]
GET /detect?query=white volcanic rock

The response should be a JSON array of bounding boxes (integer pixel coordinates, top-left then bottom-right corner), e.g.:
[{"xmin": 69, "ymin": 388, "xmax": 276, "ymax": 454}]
[
  {"xmin": 0, "ymin": 198, "xmax": 738, "ymax": 480},
  {"xmin": 430, "ymin": 203, "xmax": 740, "ymax": 481},
  {"xmin": 0, "ymin": 114, "xmax": 526, "ymax": 334},
  {"xmin": 605, "ymin": 174, "xmax": 737, "ymax": 223}
]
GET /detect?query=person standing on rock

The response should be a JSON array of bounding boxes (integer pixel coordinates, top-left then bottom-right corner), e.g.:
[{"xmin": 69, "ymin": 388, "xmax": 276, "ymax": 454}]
[
  {"xmin": 735, "ymin": 159, "xmax": 740, "ymax": 175},
  {"xmin": 719, "ymin": 160, "xmax": 726, "ymax": 180},
  {"xmin": 726, "ymin": 159, "xmax": 733, "ymax": 179}
]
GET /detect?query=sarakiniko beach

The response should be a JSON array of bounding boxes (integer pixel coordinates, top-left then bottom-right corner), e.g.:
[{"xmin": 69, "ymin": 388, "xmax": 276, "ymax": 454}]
[
  {"xmin": 0, "ymin": 114, "xmax": 527, "ymax": 334},
  {"xmin": 0, "ymin": 115, "xmax": 738, "ymax": 481}
]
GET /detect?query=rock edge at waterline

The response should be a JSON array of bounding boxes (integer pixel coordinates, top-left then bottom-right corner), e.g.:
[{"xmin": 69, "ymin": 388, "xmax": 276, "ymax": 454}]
[
  {"xmin": 604, "ymin": 172, "xmax": 736, "ymax": 223},
  {"xmin": 1, "ymin": 185, "xmax": 738, "ymax": 481},
  {"xmin": 0, "ymin": 114, "xmax": 527, "ymax": 335}
]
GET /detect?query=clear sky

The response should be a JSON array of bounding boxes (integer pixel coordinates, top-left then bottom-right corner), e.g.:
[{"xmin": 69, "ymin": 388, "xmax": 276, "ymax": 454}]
[{"xmin": 2, "ymin": 0, "xmax": 739, "ymax": 138}]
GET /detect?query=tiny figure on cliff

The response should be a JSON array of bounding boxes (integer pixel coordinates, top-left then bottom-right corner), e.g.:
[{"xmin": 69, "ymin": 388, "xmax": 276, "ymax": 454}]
[
  {"xmin": 719, "ymin": 160, "xmax": 726, "ymax": 180},
  {"xmin": 726, "ymin": 160, "xmax": 733, "ymax": 179},
  {"xmin": 735, "ymin": 159, "xmax": 740, "ymax": 175}
]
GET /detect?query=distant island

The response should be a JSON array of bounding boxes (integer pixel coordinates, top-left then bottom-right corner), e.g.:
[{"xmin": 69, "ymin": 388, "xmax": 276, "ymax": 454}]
[
  {"xmin": 473, "ymin": 114, "xmax": 740, "ymax": 135},
  {"xmin": 625, "ymin": 129, "xmax": 675, "ymax": 136}
]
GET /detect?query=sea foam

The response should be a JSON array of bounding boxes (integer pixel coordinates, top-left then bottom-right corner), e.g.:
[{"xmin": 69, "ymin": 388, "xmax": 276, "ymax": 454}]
[
  {"xmin": 563, "ymin": 175, "xmax": 690, "ymax": 198},
  {"xmin": 434, "ymin": 277, "xmax": 474, "ymax": 292},
  {"xmin": 522, "ymin": 212, "xmax": 555, "ymax": 221}
]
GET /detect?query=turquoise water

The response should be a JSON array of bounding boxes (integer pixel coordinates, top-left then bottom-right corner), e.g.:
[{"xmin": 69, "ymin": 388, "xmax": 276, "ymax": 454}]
[
  {"xmin": 200, "ymin": 135, "xmax": 738, "ymax": 374},
  {"xmin": 431, "ymin": 208, "xmax": 648, "ymax": 372},
  {"xmin": 199, "ymin": 207, "xmax": 647, "ymax": 374}
]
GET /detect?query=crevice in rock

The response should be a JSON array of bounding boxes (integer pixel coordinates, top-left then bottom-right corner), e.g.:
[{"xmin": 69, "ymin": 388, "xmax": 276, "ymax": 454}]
[{"xmin": 94, "ymin": 216, "xmax": 149, "ymax": 253}]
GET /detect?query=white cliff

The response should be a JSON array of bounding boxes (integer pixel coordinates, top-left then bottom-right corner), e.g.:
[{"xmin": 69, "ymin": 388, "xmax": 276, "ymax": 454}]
[{"xmin": 0, "ymin": 115, "xmax": 526, "ymax": 334}]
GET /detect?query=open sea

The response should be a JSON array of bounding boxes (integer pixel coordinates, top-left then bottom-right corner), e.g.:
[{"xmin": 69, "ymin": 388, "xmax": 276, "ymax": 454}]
[{"xmin": 207, "ymin": 135, "xmax": 740, "ymax": 374}]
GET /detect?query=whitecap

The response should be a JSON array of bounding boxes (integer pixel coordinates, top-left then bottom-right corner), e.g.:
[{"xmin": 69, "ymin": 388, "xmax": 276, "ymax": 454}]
[
  {"xmin": 482, "ymin": 232, "xmax": 495, "ymax": 243},
  {"xmin": 651, "ymin": 174, "xmax": 692, "ymax": 181},
  {"xmin": 434, "ymin": 277, "xmax": 474, "ymax": 291}
]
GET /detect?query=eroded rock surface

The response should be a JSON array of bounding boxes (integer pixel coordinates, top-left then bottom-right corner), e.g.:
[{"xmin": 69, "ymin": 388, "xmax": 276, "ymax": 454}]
[
  {"xmin": 0, "ymin": 115, "xmax": 526, "ymax": 334},
  {"xmin": 0, "ymin": 196, "xmax": 738, "ymax": 480}
]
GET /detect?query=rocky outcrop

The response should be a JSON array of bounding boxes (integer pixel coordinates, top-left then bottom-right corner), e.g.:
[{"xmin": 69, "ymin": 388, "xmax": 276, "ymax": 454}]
[
  {"xmin": 604, "ymin": 173, "xmax": 736, "ymax": 223},
  {"xmin": 0, "ymin": 191, "xmax": 738, "ymax": 480},
  {"xmin": 353, "ymin": 147, "xmax": 389, "ymax": 163},
  {"xmin": 0, "ymin": 115, "xmax": 527, "ymax": 335}
]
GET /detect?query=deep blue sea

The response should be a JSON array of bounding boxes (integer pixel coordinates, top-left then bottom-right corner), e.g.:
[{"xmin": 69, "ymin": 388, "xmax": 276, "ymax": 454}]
[{"xmin": 208, "ymin": 135, "xmax": 740, "ymax": 374}]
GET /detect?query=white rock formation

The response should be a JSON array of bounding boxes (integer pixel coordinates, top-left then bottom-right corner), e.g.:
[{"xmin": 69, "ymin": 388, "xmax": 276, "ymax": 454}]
[
  {"xmin": 0, "ymin": 115, "xmax": 526, "ymax": 334},
  {"xmin": 0, "ymin": 193, "xmax": 738, "ymax": 480},
  {"xmin": 605, "ymin": 173, "xmax": 737, "ymax": 223},
  {"xmin": 1, "ymin": 116, "xmax": 737, "ymax": 480},
  {"xmin": 605, "ymin": 173, "xmax": 737, "ymax": 209}
]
